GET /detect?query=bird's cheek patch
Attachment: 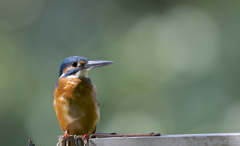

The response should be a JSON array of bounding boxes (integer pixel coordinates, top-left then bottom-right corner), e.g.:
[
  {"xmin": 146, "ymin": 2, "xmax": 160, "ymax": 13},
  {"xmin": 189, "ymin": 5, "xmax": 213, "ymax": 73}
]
[{"xmin": 63, "ymin": 67, "xmax": 75, "ymax": 74}]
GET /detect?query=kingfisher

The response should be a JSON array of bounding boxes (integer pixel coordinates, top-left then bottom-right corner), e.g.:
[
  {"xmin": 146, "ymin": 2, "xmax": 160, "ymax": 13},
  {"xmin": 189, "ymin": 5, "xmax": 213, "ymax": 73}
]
[{"xmin": 54, "ymin": 56, "xmax": 113, "ymax": 137}]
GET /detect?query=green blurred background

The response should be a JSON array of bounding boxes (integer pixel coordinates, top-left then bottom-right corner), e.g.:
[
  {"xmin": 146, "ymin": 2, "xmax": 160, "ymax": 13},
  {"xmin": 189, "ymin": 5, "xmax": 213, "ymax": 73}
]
[{"xmin": 1, "ymin": 0, "xmax": 240, "ymax": 145}]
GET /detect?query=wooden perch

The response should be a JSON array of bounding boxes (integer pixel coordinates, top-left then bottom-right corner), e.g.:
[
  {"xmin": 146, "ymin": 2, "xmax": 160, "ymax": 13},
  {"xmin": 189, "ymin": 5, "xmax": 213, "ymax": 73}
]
[
  {"xmin": 90, "ymin": 132, "xmax": 161, "ymax": 138},
  {"xmin": 56, "ymin": 132, "xmax": 161, "ymax": 146}
]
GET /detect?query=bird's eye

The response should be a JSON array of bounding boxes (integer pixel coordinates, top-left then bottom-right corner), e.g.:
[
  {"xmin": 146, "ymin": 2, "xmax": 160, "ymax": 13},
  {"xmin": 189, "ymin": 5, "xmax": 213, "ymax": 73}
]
[{"xmin": 72, "ymin": 62, "xmax": 78, "ymax": 67}]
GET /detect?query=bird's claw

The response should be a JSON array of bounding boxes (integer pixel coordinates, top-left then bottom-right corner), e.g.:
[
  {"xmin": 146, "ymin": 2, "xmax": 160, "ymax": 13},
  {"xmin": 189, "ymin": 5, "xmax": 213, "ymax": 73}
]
[
  {"xmin": 64, "ymin": 131, "xmax": 69, "ymax": 138},
  {"xmin": 83, "ymin": 134, "xmax": 88, "ymax": 139}
]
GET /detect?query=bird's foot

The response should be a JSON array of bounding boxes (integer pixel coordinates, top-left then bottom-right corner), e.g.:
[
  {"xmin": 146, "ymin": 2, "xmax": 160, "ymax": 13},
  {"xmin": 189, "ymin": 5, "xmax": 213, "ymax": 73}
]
[
  {"xmin": 64, "ymin": 131, "xmax": 69, "ymax": 138},
  {"xmin": 83, "ymin": 134, "xmax": 88, "ymax": 139},
  {"xmin": 83, "ymin": 134, "xmax": 89, "ymax": 146}
]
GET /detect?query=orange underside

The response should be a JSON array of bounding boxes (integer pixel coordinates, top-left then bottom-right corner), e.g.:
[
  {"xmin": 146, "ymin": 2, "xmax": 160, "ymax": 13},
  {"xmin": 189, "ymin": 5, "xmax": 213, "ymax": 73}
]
[{"xmin": 54, "ymin": 77, "xmax": 99, "ymax": 135}]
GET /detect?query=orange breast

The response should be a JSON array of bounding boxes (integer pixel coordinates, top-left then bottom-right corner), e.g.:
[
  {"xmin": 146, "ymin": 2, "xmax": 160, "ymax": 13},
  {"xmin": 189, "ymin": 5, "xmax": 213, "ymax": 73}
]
[{"xmin": 54, "ymin": 77, "xmax": 99, "ymax": 135}]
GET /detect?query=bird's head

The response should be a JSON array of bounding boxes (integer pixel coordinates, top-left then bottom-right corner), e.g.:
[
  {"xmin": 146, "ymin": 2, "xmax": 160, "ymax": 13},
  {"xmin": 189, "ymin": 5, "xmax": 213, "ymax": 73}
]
[{"xmin": 59, "ymin": 56, "xmax": 113, "ymax": 78}]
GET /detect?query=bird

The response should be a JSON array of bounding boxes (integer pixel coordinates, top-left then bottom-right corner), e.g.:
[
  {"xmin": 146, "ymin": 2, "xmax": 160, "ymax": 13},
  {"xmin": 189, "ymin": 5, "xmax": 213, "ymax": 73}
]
[{"xmin": 54, "ymin": 56, "xmax": 113, "ymax": 137}]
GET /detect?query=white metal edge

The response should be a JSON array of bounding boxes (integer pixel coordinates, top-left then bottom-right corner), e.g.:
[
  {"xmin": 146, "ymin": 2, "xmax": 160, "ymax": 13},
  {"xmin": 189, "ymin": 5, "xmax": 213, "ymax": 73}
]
[{"xmin": 89, "ymin": 133, "xmax": 240, "ymax": 146}]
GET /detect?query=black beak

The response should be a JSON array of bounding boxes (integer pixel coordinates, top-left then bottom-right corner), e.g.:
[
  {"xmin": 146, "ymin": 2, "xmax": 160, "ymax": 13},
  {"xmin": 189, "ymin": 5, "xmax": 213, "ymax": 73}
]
[{"xmin": 83, "ymin": 60, "xmax": 113, "ymax": 69}]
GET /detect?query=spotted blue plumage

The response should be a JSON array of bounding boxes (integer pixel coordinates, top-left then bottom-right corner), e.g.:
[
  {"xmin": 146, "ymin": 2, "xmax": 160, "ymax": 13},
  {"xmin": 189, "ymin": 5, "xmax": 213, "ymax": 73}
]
[{"xmin": 59, "ymin": 56, "xmax": 89, "ymax": 77}]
